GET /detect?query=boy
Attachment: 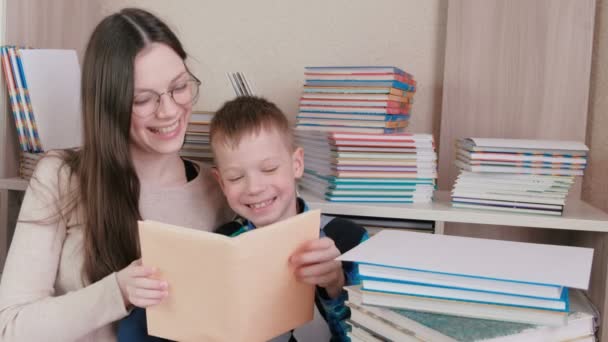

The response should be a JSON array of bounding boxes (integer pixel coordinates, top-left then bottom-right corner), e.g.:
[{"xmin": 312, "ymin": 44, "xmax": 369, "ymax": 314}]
[
  {"xmin": 118, "ymin": 96, "xmax": 368, "ymax": 341},
  {"xmin": 210, "ymin": 96, "xmax": 368, "ymax": 341}
]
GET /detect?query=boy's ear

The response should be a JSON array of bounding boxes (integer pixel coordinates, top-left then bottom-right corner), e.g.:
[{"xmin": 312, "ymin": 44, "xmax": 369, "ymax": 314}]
[
  {"xmin": 292, "ymin": 146, "xmax": 304, "ymax": 178},
  {"xmin": 211, "ymin": 166, "xmax": 225, "ymax": 191}
]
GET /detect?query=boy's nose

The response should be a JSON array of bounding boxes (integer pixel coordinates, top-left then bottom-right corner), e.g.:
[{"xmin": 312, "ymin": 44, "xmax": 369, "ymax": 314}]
[{"xmin": 246, "ymin": 178, "xmax": 265, "ymax": 195}]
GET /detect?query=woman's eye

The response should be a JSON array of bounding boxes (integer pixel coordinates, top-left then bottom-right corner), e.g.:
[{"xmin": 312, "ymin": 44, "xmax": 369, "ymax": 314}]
[
  {"xmin": 172, "ymin": 83, "xmax": 188, "ymax": 92},
  {"xmin": 227, "ymin": 176, "xmax": 243, "ymax": 182},
  {"xmin": 133, "ymin": 97, "xmax": 153, "ymax": 105}
]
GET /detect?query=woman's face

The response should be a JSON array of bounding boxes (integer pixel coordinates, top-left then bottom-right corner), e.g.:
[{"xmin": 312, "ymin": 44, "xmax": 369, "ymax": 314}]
[{"xmin": 129, "ymin": 43, "xmax": 193, "ymax": 158}]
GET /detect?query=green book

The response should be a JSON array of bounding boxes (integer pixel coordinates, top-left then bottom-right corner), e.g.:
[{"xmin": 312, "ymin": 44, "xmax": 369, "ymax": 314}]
[{"xmin": 346, "ymin": 286, "xmax": 597, "ymax": 342}]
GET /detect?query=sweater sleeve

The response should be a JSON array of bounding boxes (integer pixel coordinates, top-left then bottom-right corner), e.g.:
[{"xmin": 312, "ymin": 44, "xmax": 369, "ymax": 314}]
[
  {"xmin": 0, "ymin": 156, "xmax": 128, "ymax": 342},
  {"xmin": 315, "ymin": 217, "xmax": 369, "ymax": 341}
]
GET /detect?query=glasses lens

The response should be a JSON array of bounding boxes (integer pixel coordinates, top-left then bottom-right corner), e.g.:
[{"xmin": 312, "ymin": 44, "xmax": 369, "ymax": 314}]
[
  {"xmin": 132, "ymin": 79, "xmax": 201, "ymax": 117},
  {"xmin": 133, "ymin": 94, "xmax": 160, "ymax": 117},
  {"xmin": 173, "ymin": 80, "xmax": 200, "ymax": 105}
]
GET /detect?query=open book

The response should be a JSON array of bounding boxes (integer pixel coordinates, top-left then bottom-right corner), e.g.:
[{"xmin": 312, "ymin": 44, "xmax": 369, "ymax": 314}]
[{"xmin": 139, "ymin": 210, "xmax": 321, "ymax": 342}]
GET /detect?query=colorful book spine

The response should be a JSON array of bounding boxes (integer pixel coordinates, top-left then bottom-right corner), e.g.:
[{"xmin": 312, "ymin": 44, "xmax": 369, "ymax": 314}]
[
  {"xmin": 14, "ymin": 47, "xmax": 42, "ymax": 152},
  {"xmin": 305, "ymin": 80, "xmax": 416, "ymax": 92},
  {"xmin": 0, "ymin": 46, "xmax": 29, "ymax": 152}
]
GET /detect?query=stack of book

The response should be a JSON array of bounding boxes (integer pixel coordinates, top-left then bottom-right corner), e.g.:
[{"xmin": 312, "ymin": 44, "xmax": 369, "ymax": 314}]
[
  {"xmin": 346, "ymin": 286, "xmax": 598, "ymax": 342},
  {"xmin": 452, "ymin": 138, "xmax": 589, "ymax": 216},
  {"xmin": 339, "ymin": 230, "xmax": 596, "ymax": 341},
  {"xmin": 296, "ymin": 66, "xmax": 416, "ymax": 134},
  {"xmin": 296, "ymin": 131, "xmax": 437, "ymax": 203},
  {"xmin": 179, "ymin": 111, "xmax": 214, "ymax": 164},
  {"xmin": 0, "ymin": 46, "xmax": 81, "ymax": 176}
]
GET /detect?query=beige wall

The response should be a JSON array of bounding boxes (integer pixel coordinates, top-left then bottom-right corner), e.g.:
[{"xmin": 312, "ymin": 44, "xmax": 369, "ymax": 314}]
[{"xmin": 101, "ymin": 1, "xmax": 447, "ymax": 134}]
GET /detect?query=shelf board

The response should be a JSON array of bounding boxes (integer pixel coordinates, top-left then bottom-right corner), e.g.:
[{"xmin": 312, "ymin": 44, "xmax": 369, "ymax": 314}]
[
  {"xmin": 300, "ymin": 189, "xmax": 608, "ymax": 233},
  {"xmin": 0, "ymin": 177, "xmax": 28, "ymax": 191}
]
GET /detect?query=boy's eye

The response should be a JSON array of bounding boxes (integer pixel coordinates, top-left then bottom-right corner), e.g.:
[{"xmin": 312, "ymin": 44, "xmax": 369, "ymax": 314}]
[
  {"xmin": 227, "ymin": 176, "xmax": 243, "ymax": 182},
  {"xmin": 263, "ymin": 167, "xmax": 278, "ymax": 173}
]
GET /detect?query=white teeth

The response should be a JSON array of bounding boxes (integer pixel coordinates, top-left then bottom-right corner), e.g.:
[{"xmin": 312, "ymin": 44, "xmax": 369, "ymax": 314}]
[
  {"xmin": 153, "ymin": 121, "xmax": 179, "ymax": 134},
  {"xmin": 250, "ymin": 199, "xmax": 273, "ymax": 209}
]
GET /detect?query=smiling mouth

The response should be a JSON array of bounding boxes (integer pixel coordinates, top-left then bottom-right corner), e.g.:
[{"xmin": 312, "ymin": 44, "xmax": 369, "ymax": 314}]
[
  {"xmin": 150, "ymin": 121, "xmax": 179, "ymax": 134},
  {"xmin": 247, "ymin": 197, "xmax": 276, "ymax": 209}
]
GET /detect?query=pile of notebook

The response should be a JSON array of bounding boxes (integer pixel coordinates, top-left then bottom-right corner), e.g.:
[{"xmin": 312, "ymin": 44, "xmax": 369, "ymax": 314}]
[
  {"xmin": 179, "ymin": 111, "xmax": 214, "ymax": 164},
  {"xmin": 0, "ymin": 46, "xmax": 81, "ymax": 177},
  {"xmin": 296, "ymin": 66, "xmax": 415, "ymax": 134},
  {"xmin": 451, "ymin": 138, "xmax": 589, "ymax": 216},
  {"xmin": 340, "ymin": 230, "xmax": 597, "ymax": 341},
  {"xmin": 296, "ymin": 131, "xmax": 437, "ymax": 203}
]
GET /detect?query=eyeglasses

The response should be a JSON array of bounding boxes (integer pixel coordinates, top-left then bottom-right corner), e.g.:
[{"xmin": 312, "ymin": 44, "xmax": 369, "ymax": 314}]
[{"xmin": 132, "ymin": 76, "xmax": 202, "ymax": 117}]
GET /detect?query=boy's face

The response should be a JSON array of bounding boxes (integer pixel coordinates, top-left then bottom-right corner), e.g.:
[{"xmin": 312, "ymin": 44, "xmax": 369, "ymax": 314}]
[{"xmin": 212, "ymin": 127, "xmax": 304, "ymax": 227}]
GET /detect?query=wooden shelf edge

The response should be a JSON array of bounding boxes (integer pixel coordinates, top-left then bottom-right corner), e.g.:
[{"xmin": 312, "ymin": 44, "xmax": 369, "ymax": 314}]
[
  {"xmin": 0, "ymin": 177, "xmax": 28, "ymax": 191},
  {"xmin": 300, "ymin": 189, "xmax": 608, "ymax": 233}
]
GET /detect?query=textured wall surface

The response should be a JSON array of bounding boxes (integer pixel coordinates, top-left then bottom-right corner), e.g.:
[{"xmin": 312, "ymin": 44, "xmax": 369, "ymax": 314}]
[
  {"xmin": 584, "ymin": 0, "xmax": 608, "ymax": 211},
  {"xmin": 101, "ymin": 1, "xmax": 448, "ymax": 135}
]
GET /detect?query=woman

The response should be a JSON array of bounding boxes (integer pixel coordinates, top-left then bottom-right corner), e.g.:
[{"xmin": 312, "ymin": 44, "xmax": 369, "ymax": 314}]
[{"xmin": 0, "ymin": 8, "xmax": 232, "ymax": 341}]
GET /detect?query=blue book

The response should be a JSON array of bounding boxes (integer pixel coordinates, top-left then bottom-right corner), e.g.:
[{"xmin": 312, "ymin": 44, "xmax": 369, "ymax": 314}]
[
  {"xmin": 305, "ymin": 79, "xmax": 416, "ymax": 92},
  {"xmin": 361, "ymin": 276, "xmax": 569, "ymax": 312}
]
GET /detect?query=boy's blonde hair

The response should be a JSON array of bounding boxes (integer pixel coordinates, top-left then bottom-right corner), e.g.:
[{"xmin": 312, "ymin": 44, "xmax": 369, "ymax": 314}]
[{"xmin": 210, "ymin": 96, "xmax": 294, "ymax": 154}]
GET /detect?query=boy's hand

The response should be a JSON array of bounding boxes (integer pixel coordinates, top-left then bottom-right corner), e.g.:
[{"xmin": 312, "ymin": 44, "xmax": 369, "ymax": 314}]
[
  {"xmin": 290, "ymin": 237, "xmax": 345, "ymax": 298},
  {"xmin": 116, "ymin": 259, "xmax": 169, "ymax": 308}
]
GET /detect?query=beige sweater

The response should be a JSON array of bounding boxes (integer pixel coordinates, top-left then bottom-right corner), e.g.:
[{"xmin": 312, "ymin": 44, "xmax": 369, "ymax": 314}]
[{"xmin": 0, "ymin": 156, "xmax": 233, "ymax": 342}]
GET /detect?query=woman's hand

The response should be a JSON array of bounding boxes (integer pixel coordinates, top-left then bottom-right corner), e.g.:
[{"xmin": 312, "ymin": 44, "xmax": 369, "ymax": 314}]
[
  {"xmin": 290, "ymin": 237, "xmax": 345, "ymax": 298},
  {"xmin": 116, "ymin": 259, "xmax": 169, "ymax": 308}
]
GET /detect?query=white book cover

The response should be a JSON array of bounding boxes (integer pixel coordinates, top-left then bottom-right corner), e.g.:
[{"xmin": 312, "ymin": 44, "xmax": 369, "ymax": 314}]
[
  {"xmin": 463, "ymin": 138, "xmax": 588, "ymax": 152},
  {"xmin": 19, "ymin": 49, "xmax": 82, "ymax": 151},
  {"xmin": 338, "ymin": 230, "xmax": 593, "ymax": 289}
]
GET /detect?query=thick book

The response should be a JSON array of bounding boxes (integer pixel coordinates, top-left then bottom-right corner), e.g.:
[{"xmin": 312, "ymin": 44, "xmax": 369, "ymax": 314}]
[
  {"xmin": 346, "ymin": 286, "xmax": 598, "ymax": 341},
  {"xmin": 139, "ymin": 210, "xmax": 321, "ymax": 341},
  {"xmin": 361, "ymin": 278, "xmax": 568, "ymax": 311},
  {"xmin": 338, "ymin": 230, "xmax": 593, "ymax": 295},
  {"xmin": 356, "ymin": 286, "xmax": 567, "ymax": 326}
]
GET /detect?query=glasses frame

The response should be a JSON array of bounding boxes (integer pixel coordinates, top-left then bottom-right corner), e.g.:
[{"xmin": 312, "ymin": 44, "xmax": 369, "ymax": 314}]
[{"xmin": 132, "ymin": 74, "xmax": 202, "ymax": 118}]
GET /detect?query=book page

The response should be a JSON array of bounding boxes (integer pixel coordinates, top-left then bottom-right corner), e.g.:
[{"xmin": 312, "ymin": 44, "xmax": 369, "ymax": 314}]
[
  {"xmin": 139, "ymin": 209, "xmax": 321, "ymax": 341},
  {"xmin": 235, "ymin": 210, "xmax": 320, "ymax": 341}
]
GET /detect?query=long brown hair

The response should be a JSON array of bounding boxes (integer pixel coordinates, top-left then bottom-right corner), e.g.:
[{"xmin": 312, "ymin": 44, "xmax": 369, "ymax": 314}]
[{"xmin": 63, "ymin": 8, "xmax": 188, "ymax": 283}]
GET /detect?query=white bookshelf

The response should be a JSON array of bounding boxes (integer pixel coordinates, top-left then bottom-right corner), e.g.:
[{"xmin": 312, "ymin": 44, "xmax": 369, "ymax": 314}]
[
  {"xmin": 0, "ymin": 178, "xmax": 28, "ymax": 192},
  {"xmin": 300, "ymin": 189, "xmax": 608, "ymax": 234}
]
